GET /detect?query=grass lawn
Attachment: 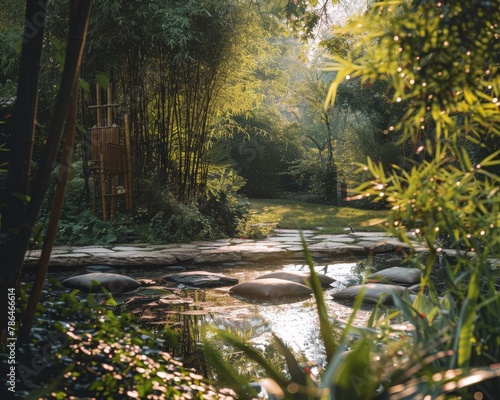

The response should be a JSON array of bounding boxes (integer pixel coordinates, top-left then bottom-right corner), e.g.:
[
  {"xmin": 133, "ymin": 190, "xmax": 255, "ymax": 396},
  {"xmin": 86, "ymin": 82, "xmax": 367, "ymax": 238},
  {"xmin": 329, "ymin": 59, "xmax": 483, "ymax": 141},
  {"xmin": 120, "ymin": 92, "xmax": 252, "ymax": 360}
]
[{"xmin": 247, "ymin": 198, "xmax": 389, "ymax": 234}]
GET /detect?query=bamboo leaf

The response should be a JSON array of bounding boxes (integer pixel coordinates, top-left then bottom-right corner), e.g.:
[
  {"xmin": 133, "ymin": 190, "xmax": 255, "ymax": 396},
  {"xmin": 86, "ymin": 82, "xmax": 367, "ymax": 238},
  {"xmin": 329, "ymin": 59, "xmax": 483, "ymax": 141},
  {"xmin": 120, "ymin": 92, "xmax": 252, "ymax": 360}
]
[
  {"xmin": 479, "ymin": 150, "xmax": 500, "ymax": 167},
  {"xmin": 452, "ymin": 267, "xmax": 480, "ymax": 368},
  {"xmin": 96, "ymin": 73, "xmax": 109, "ymax": 89}
]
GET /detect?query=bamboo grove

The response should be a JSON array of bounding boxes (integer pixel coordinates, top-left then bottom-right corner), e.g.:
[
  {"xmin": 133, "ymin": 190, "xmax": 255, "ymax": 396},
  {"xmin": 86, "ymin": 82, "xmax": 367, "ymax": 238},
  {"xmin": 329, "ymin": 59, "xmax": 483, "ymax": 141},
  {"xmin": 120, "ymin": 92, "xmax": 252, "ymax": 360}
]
[{"xmin": 82, "ymin": 0, "xmax": 275, "ymax": 204}]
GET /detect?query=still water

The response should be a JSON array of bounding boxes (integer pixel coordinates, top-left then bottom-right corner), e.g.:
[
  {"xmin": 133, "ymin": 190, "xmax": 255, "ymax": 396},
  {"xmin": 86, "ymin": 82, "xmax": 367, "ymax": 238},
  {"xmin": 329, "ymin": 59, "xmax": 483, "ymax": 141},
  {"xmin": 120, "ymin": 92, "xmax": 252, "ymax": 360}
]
[{"xmin": 29, "ymin": 258, "xmax": 385, "ymax": 367}]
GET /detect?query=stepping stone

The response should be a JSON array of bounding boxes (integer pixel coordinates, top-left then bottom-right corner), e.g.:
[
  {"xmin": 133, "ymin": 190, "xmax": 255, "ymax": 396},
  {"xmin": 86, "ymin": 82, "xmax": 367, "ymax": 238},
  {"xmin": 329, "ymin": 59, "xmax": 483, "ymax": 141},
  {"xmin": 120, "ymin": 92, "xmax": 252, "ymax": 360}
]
[
  {"xmin": 366, "ymin": 267, "xmax": 422, "ymax": 285},
  {"xmin": 229, "ymin": 278, "xmax": 312, "ymax": 299},
  {"xmin": 255, "ymin": 271, "xmax": 335, "ymax": 286},
  {"xmin": 62, "ymin": 272, "xmax": 141, "ymax": 293},
  {"xmin": 165, "ymin": 271, "xmax": 239, "ymax": 288},
  {"xmin": 331, "ymin": 283, "xmax": 407, "ymax": 304}
]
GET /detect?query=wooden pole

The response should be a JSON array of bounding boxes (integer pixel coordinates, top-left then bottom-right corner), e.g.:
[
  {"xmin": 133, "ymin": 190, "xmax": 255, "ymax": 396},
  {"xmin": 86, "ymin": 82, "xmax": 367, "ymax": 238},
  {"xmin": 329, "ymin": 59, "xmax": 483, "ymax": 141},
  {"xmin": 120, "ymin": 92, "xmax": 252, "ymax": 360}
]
[
  {"xmin": 96, "ymin": 83, "xmax": 101, "ymax": 127},
  {"xmin": 92, "ymin": 171, "xmax": 97, "ymax": 216},
  {"xmin": 110, "ymin": 174, "xmax": 116, "ymax": 220},
  {"xmin": 107, "ymin": 86, "xmax": 112, "ymax": 126},
  {"xmin": 99, "ymin": 153, "xmax": 107, "ymax": 221},
  {"xmin": 124, "ymin": 113, "xmax": 133, "ymax": 210}
]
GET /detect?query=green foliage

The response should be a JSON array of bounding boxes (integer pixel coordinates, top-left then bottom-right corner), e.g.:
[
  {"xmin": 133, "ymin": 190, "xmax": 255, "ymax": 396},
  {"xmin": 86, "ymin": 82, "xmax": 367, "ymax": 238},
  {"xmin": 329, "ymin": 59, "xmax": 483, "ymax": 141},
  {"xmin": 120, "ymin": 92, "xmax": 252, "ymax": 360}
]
[
  {"xmin": 323, "ymin": 0, "xmax": 500, "ymax": 397},
  {"xmin": 224, "ymin": 111, "xmax": 303, "ymax": 198},
  {"xmin": 0, "ymin": 20, "xmax": 21, "ymax": 85},
  {"xmin": 287, "ymin": 64, "xmax": 404, "ymax": 203},
  {"xmin": 54, "ymin": 210, "xmax": 134, "ymax": 246},
  {"xmin": 35, "ymin": 161, "xmax": 124, "ymax": 245},
  {"xmin": 35, "ymin": 162, "xmax": 256, "ymax": 245},
  {"xmin": 10, "ymin": 285, "xmax": 226, "ymax": 399},
  {"xmin": 198, "ymin": 158, "xmax": 252, "ymax": 238},
  {"xmin": 133, "ymin": 175, "xmax": 250, "ymax": 243},
  {"xmin": 152, "ymin": 205, "xmax": 212, "ymax": 243},
  {"xmin": 205, "ymin": 1, "xmax": 500, "ymax": 399}
]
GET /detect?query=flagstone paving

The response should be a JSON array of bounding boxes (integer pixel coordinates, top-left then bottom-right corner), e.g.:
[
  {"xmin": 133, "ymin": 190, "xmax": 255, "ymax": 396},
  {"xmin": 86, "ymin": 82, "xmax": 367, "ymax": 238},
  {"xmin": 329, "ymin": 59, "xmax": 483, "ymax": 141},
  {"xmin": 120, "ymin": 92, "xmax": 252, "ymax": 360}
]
[
  {"xmin": 25, "ymin": 228, "xmax": 499, "ymax": 269},
  {"xmin": 23, "ymin": 229, "xmax": 432, "ymax": 268}
]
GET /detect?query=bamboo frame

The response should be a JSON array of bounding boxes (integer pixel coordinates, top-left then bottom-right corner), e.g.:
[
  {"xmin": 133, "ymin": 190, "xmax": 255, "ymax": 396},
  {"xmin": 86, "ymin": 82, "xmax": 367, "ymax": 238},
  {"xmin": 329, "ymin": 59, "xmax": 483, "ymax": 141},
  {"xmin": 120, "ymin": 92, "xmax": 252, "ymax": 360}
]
[
  {"xmin": 107, "ymin": 87, "xmax": 113, "ymax": 125},
  {"xmin": 99, "ymin": 153, "xmax": 107, "ymax": 221},
  {"xmin": 89, "ymin": 87, "xmax": 132, "ymax": 219},
  {"xmin": 124, "ymin": 113, "xmax": 133, "ymax": 210},
  {"xmin": 96, "ymin": 83, "xmax": 101, "ymax": 127}
]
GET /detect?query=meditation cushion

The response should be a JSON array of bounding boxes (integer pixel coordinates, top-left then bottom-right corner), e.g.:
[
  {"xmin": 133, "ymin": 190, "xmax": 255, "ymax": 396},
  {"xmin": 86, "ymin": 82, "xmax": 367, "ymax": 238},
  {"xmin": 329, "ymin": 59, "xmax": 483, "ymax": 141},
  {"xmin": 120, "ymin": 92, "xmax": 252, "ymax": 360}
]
[
  {"xmin": 255, "ymin": 271, "xmax": 335, "ymax": 286},
  {"xmin": 165, "ymin": 271, "xmax": 238, "ymax": 288},
  {"xmin": 62, "ymin": 272, "xmax": 141, "ymax": 293},
  {"xmin": 229, "ymin": 278, "xmax": 313, "ymax": 299},
  {"xmin": 366, "ymin": 267, "xmax": 422, "ymax": 285},
  {"xmin": 331, "ymin": 283, "xmax": 407, "ymax": 304}
]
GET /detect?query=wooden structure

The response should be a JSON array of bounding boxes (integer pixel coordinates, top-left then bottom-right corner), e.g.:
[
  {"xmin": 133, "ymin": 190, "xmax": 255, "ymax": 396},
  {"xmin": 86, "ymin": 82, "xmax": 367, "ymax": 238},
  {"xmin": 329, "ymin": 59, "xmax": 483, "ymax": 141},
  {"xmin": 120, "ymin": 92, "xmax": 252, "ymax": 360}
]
[{"xmin": 88, "ymin": 85, "xmax": 132, "ymax": 220}]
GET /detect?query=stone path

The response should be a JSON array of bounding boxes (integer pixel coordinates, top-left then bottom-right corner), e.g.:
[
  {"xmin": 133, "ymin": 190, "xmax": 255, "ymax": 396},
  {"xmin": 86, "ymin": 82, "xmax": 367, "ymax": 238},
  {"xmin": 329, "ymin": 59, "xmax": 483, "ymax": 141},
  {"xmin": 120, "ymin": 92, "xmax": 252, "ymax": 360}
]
[{"xmin": 24, "ymin": 229, "xmax": 433, "ymax": 268}]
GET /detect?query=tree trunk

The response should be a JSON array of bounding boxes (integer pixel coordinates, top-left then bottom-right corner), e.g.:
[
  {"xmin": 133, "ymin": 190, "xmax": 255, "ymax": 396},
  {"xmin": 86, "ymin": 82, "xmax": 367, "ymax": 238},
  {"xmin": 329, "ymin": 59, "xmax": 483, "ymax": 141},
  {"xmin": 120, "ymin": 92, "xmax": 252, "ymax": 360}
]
[
  {"xmin": 0, "ymin": 0, "xmax": 48, "ymax": 341},
  {"xmin": 20, "ymin": 72, "xmax": 80, "ymax": 342},
  {"xmin": 0, "ymin": 0, "xmax": 92, "ymax": 339}
]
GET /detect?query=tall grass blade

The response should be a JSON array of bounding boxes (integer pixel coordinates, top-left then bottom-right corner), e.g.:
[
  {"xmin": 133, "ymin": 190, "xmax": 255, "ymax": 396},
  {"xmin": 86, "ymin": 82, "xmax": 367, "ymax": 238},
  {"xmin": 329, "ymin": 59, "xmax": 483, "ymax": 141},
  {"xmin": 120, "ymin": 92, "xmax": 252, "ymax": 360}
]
[
  {"xmin": 453, "ymin": 266, "xmax": 480, "ymax": 368},
  {"xmin": 272, "ymin": 334, "xmax": 308, "ymax": 388},
  {"xmin": 202, "ymin": 343, "xmax": 256, "ymax": 400},
  {"xmin": 301, "ymin": 233, "xmax": 337, "ymax": 361},
  {"xmin": 212, "ymin": 328, "xmax": 289, "ymax": 389}
]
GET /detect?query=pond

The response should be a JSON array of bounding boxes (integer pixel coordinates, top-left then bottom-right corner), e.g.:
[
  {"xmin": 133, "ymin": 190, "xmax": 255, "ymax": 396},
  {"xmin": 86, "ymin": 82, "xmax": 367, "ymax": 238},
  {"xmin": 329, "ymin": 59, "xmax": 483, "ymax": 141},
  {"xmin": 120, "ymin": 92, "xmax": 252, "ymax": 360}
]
[{"xmin": 23, "ymin": 253, "xmax": 405, "ymax": 378}]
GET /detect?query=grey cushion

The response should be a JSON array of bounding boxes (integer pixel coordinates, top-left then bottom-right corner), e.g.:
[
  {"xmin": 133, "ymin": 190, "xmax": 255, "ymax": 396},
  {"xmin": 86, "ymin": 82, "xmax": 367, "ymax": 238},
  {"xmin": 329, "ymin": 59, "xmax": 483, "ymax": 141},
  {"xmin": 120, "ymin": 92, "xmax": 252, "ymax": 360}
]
[
  {"xmin": 366, "ymin": 267, "xmax": 423, "ymax": 285},
  {"xmin": 331, "ymin": 283, "xmax": 407, "ymax": 304},
  {"xmin": 229, "ymin": 278, "xmax": 313, "ymax": 299},
  {"xmin": 255, "ymin": 271, "xmax": 335, "ymax": 286},
  {"xmin": 165, "ymin": 271, "xmax": 238, "ymax": 288},
  {"xmin": 62, "ymin": 272, "xmax": 141, "ymax": 293}
]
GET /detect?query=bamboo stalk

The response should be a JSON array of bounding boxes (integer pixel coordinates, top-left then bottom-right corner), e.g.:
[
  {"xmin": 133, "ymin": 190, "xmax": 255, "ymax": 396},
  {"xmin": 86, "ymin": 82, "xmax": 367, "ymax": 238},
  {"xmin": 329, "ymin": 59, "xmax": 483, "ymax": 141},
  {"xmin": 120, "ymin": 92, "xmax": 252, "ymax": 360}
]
[
  {"xmin": 92, "ymin": 170, "xmax": 97, "ymax": 216},
  {"xmin": 110, "ymin": 174, "xmax": 116, "ymax": 220},
  {"xmin": 100, "ymin": 153, "xmax": 107, "ymax": 221},
  {"xmin": 124, "ymin": 114, "xmax": 133, "ymax": 210},
  {"xmin": 107, "ymin": 86, "xmax": 113, "ymax": 126},
  {"xmin": 96, "ymin": 83, "xmax": 101, "ymax": 127}
]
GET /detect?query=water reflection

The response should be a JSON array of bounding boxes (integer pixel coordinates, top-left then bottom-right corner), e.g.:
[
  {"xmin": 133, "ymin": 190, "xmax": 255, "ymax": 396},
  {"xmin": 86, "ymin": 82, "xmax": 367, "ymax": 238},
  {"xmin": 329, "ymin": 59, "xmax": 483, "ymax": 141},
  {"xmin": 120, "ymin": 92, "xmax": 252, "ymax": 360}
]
[{"xmin": 31, "ymin": 259, "xmax": 375, "ymax": 376}]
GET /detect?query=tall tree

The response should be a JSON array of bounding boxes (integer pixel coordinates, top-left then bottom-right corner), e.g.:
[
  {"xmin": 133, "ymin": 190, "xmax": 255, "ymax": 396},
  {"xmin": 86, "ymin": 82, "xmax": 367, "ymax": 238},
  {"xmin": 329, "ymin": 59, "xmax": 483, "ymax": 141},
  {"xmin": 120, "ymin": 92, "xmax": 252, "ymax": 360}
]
[
  {"xmin": 0, "ymin": 0, "xmax": 48, "ymax": 340},
  {"xmin": 0, "ymin": 0, "xmax": 92, "ymax": 339}
]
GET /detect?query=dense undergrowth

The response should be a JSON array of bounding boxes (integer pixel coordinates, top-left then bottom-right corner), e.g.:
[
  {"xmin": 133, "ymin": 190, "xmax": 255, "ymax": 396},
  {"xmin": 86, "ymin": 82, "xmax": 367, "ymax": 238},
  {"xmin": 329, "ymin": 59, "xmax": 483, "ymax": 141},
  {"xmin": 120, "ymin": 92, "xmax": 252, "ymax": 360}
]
[{"xmin": 1, "ymin": 283, "xmax": 233, "ymax": 399}]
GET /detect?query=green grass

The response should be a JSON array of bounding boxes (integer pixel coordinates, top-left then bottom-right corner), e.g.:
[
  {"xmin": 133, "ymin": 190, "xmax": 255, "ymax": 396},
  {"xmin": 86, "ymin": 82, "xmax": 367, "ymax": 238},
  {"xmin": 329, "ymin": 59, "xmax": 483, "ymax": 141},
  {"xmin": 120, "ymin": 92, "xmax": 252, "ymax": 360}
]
[{"xmin": 247, "ymin": 198, "xmax": 389, "ymax": 234}]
